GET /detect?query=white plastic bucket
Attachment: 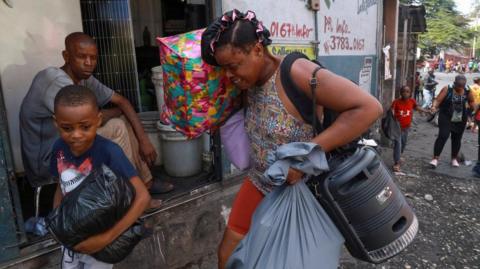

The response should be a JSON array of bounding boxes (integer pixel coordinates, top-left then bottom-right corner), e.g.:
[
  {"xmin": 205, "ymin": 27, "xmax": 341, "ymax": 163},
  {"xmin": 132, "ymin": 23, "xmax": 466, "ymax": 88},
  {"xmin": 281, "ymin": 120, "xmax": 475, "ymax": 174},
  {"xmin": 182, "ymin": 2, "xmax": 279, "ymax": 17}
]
[
  {"xmin": 151, "ymin": 66, "xmax": 164, "ymax": 113},
  {"xmin": 138, "ymin": 112, "xmax": 162, "ymax": 166},
  {"xmin": 157, "ymin": 122, "xmax": 202, "ymax": 177}
]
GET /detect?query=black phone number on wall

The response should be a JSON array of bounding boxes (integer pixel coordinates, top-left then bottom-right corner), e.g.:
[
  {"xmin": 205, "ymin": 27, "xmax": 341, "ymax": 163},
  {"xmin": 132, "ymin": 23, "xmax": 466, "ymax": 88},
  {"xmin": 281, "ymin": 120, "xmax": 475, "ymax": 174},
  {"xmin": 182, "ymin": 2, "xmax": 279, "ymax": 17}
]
[{"xmin": 323, "ymin": 36, "xmax": 365, "ymax": 54}]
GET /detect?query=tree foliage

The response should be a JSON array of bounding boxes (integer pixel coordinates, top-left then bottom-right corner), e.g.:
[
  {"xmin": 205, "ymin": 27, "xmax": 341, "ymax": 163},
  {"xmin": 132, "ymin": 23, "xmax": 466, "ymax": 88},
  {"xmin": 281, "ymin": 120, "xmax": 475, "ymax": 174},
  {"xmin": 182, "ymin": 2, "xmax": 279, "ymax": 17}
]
[
  {"xmin": 402, "ymin": 0, "xmax": 474, "ymax": 55},
  {"xmin": 469, "ymin": 1, "xmax": 480, "ymax": 55}
]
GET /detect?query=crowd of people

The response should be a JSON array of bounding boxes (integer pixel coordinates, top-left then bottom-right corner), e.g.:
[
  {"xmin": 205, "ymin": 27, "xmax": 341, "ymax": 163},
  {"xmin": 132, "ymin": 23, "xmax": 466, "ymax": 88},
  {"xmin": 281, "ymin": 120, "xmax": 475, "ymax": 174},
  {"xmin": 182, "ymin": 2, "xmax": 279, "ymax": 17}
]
[
  {"xmin": 395, "ymin": 68, "xmax": 480, "ymax": 178},
  {"xmin": 428, "ymin": 57, "xmax": 480, "ymax": 74}
]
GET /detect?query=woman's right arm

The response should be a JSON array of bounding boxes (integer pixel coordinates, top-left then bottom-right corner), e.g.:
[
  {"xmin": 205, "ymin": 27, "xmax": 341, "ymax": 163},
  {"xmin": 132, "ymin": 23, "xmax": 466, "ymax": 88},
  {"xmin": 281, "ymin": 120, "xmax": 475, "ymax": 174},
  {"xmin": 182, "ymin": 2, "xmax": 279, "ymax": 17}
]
[
  {"xmin": 431, "ymin": 86, "xmax": 447, "ymax": 113},
  {"xmin": 289, "ymin": 59, "xmax": 383, "ymax": 152}
]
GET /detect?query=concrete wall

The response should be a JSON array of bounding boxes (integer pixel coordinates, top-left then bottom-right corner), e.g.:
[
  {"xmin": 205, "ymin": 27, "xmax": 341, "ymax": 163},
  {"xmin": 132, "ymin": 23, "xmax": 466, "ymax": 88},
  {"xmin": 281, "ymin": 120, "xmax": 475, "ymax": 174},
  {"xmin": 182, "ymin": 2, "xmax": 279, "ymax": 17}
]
[
  {"xmin": 381, "ymin": 0, "xmax": 399, "ymax": 108},
  {"xmin": 0, "ymin": 1, "xmax": 83, "ymax": 173},
  {"xmin": 222, "ymin": 0, "xmax": 382, "ymax": 96},
  {"xmin": 222, "ymin": 0, "xmax": 314, "ymax": 46},
  {"xmin": 116, "ymin": 179, "xmax": 239, "ymax": 269}
]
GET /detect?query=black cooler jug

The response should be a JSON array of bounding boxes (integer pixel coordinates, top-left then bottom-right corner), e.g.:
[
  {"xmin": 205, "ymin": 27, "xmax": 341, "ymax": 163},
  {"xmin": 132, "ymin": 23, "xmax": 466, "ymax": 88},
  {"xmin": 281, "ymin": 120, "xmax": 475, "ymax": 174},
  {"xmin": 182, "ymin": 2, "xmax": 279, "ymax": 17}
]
[{"xmin": 309, "ymin": 146, "xmax": 418, "ymax": 263}]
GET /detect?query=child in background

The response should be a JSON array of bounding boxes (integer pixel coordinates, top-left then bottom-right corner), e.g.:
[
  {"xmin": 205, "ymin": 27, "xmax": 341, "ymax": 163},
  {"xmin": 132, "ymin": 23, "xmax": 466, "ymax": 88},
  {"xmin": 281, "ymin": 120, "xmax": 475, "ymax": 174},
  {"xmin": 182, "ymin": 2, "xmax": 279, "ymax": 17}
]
[
  {"xmin": 391, "ymin": 85, "xmax": 428, "ymax": 172},
  {"xmin": 414, "ymin": 71, "xmax": 423, "ymax": 102},
  {"xmin": 469, "ymin": 77, "xmax": 480, "ymax": 133},
  {"xmin": 471, "ymin": 78, "xmax": 480, "ymax": 177},
  {"xmin": 51, "ymin": 85, "xmax": 150, "ymax": 269}
]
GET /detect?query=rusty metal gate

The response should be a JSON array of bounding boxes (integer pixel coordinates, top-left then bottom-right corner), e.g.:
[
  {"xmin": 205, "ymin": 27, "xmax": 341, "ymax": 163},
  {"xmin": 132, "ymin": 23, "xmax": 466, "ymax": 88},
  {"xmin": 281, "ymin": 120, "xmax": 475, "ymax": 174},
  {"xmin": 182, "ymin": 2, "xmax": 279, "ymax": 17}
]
[{"xmin": 0, "ymin": 77, "xmax": 24, "ymax": 263}]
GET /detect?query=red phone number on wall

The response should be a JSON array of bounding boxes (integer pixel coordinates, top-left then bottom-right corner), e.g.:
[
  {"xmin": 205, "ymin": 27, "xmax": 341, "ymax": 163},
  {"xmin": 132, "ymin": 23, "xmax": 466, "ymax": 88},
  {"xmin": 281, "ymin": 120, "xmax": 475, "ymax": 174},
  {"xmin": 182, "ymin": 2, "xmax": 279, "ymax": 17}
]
[{"xmin": 270, "ymin": 21, "xmax": 314, "ymax": 39}]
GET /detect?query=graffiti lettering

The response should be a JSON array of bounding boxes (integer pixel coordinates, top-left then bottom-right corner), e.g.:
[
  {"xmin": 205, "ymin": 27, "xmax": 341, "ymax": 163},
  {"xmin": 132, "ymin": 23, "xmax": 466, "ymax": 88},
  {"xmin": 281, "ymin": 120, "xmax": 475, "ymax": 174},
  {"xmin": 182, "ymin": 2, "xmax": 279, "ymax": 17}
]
[
  {"xmin": 270, "ymin": 21, "xmax": 313, "ymax": 39},
  {"xmin": 321, "ymin": 15, "xmax": 367, "ymax": 54},
  {"xmin": 357, "ymin": 0, "xmax": 378, "ymax": 14},
  {"xmin": 324, "ymin": 16, "xmax": 351, "ymax": 35},
  {"xmin": 270, "ymin": 46, "xmax": 311, "ymax": 57},
  {"xmin": 324, "ymin": 16, "xmax": 333, "ymax": 33},
  {"xmin": 323, "ymin": 36, "xmax": 365, "ymax": 54},
  {"xmin": 336, "ymin": 19, "xmax": 350, "ymax": 35}
]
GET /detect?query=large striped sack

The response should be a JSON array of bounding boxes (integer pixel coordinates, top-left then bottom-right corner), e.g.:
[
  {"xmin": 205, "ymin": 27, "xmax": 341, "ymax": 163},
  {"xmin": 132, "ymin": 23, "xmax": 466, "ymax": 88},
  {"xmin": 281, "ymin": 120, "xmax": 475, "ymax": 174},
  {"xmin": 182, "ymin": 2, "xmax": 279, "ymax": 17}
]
[{"xmin": 157, "ymin": 29, "xmax": 239, "ymax": 138}]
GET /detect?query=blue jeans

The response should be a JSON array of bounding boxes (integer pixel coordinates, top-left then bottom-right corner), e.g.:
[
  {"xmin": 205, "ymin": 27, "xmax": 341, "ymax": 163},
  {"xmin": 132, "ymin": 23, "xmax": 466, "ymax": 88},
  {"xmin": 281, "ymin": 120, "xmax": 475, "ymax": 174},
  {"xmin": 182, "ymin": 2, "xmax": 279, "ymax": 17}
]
[
  {"xmin": 422, "ymin": 89, "xmax": 433, "ymax": 109},
  {"xmin": 394, "ymin": 128, "xmax": 409, "ymax": 165}
]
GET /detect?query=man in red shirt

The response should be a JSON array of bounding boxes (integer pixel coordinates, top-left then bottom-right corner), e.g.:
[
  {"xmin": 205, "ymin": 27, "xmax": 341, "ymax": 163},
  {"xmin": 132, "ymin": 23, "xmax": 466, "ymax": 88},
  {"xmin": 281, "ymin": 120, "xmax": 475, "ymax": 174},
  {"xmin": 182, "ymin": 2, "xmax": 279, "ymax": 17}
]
[{"xmin": 391, "ymin": 86, "xmax": 428, "ymax": 172}]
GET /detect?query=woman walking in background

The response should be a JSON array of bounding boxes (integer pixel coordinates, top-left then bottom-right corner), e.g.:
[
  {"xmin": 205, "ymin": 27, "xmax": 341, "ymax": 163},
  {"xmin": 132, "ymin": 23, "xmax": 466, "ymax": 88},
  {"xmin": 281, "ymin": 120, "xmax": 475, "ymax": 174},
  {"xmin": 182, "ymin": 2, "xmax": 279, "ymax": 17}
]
[{"xmin": 429, "ymin": 75, "xmax": 475, "ymax": 168}]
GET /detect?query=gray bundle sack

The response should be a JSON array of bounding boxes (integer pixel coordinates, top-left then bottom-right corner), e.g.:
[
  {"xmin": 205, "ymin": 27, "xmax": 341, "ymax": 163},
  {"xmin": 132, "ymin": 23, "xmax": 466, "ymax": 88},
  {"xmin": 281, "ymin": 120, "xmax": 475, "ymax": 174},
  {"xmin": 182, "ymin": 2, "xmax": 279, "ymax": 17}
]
[{"xmin": 227, "ymin": 142, "xmax": 344, "ymax": 269}]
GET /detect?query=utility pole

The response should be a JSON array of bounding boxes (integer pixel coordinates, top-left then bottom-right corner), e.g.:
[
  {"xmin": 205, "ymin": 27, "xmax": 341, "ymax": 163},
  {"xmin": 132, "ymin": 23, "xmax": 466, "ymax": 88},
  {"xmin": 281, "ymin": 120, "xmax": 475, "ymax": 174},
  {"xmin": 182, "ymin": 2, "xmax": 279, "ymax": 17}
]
[
  {"xmin": 474, "ymin": 14, "xmax": 478, "ymax": 58},
  {"xmin": 473, "ymin": 0, "xmax": 480, "ymax": 58}
]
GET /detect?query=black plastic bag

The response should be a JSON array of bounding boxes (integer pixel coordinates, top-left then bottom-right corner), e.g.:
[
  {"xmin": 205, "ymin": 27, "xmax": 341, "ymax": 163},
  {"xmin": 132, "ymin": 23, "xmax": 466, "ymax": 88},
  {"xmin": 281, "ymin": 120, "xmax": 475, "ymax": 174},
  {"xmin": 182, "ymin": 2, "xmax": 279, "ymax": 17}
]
[
  {"xmin": 381, "ymin": 109, "xmax": 401, "ymax": 141},
  {"xmin": 46, "ymin": 165, "xmax": 135, "ymax": 248},
  {"xmin": 92, "ymin": 220, "xmax": 146, "ymax": 263}
]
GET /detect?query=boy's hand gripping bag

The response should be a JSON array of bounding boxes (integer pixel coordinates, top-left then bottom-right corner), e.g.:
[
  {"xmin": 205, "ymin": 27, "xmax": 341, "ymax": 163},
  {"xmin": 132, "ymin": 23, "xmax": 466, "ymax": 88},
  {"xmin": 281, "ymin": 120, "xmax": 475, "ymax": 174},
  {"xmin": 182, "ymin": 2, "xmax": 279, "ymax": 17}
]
[
  {"xmin": 226, "ymin": 181, "xmax": 345, "ymax": 269},
  {"xmin": 157, "ymin": 29, "xmax": 240, "ymax": 138},
  {"xmin": 46, "ymin": 165, "xmax": 144, "ymax": 263}
]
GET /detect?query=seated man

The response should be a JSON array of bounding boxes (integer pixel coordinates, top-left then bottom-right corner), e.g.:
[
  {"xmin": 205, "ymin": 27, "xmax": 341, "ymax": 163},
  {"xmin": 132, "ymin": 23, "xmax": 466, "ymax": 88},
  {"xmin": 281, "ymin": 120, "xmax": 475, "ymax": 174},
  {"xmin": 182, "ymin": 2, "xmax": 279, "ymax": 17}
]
[{"xmin": 20, "ymin": 32, "xmax": 173, "ymax": 203}]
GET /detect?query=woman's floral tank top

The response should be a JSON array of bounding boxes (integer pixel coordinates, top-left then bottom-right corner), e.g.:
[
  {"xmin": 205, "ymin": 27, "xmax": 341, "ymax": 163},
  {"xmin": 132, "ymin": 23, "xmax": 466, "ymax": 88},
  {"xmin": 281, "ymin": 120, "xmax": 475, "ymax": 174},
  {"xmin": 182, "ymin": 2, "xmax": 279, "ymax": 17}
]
[{"xmin": 245, "ymin": 69, "xmax": 314, "ymax": 194}]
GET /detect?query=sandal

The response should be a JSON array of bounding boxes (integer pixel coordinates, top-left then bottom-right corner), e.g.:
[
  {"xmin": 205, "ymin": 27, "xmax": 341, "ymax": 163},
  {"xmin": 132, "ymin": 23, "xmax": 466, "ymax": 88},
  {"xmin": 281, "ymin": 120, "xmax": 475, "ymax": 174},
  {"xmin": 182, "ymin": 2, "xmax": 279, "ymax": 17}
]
[
  {"xmin": 149, "ymin": 180, "xmax": 175, "ymax": 194},
  {"xmin": 393, "ymin": 164, "xmax": 401, "ymax": 172}
]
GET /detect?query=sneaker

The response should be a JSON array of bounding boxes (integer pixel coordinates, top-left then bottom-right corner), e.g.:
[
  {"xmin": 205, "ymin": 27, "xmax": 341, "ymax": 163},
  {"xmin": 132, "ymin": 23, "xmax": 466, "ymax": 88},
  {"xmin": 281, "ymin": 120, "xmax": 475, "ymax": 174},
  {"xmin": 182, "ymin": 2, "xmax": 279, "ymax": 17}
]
[
  {"xmin": 451, "ymin": 159, "xmax": 460, "ymax": 167},
  {"xmin": 429, "ymin": 159, "xmax": 438, "ymax": 168}
]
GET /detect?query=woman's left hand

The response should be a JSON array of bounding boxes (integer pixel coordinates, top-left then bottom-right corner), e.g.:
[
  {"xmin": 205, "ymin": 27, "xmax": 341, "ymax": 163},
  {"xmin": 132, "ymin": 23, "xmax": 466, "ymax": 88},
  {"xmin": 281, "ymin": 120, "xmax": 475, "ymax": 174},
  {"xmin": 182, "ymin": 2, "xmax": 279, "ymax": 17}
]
[{"xmin": 286, "ymin": 168, "xmax": 304, "ymax": 185}]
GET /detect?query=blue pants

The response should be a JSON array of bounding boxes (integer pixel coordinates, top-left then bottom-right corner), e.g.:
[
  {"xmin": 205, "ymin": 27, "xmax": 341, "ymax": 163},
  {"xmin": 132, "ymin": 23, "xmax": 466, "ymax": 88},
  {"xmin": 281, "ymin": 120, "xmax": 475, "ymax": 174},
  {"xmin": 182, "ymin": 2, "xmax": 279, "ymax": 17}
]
[
  {"xmin": 393, "ymin": 128, "xmax": 409, "ymax": 165},
  {"xmin": 61, "ymin": 247, "xmax": 113, "ymax": 269}
]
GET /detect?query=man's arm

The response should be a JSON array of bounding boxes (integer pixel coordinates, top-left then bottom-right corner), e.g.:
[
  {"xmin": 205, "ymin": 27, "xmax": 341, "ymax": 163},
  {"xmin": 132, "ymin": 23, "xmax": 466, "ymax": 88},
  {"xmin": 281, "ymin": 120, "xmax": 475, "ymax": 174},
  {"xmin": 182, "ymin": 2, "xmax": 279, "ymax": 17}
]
[
  {"xmin": 73, "ymin": 176, "xmax": 150, "ymax": 254},
  {"xmin": 85, "ymin": 76, "xmax": 156, "ymax": 165},
  {"xmin": 424, "ymin": 76, "xmax": 438, "ymax": 88},
  {"xmin": 109, "ymin": 93, "xmax": 157, "ymax": 166},
  {"xmin": 425, "ymin": 80, "xmax": 437, "ymax": 88},
  {"xmin": 100, "ymin": 107, "xmax": 122, "ymax": 124}
]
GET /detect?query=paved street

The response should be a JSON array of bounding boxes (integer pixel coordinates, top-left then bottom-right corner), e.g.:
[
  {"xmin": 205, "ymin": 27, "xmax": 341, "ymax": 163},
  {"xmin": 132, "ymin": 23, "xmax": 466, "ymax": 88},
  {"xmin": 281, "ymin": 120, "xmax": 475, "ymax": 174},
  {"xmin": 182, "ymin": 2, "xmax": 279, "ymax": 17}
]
[{"xmin": 339, "ymin": 72, "xmax": 480, "ymax": 268}]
